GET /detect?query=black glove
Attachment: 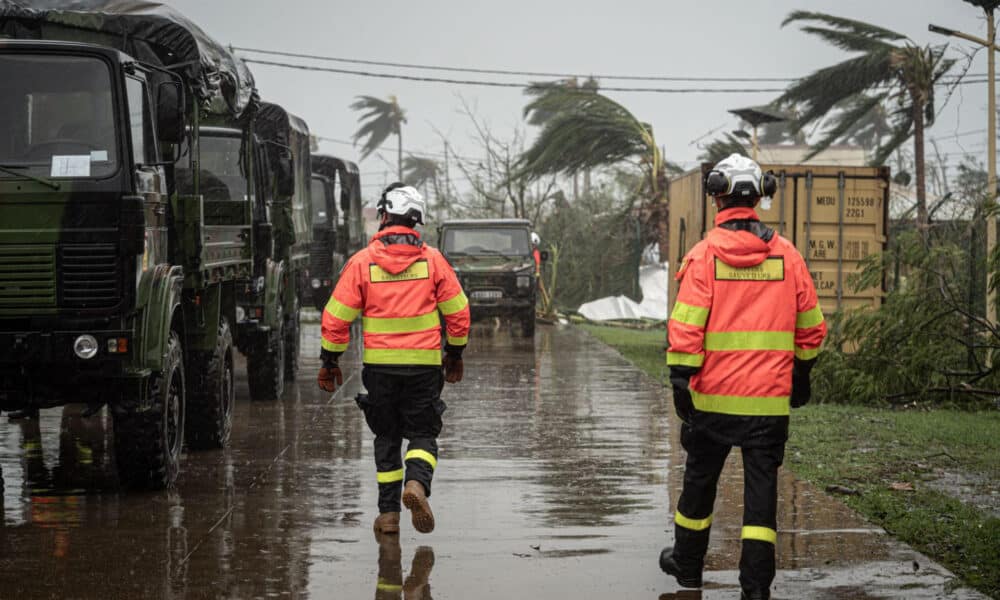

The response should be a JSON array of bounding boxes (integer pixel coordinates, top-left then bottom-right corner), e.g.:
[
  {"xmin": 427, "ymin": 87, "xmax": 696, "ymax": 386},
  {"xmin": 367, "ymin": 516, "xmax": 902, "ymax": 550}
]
[
  {"xmin": 443, "ymin": 354, "xmax": 464, "ymax": 383},
  {"xmin": 318, "ymin": 351, "xmax": 343, "ymax": 393},
  {"xmin": 443, "ymin": 343, "xmax": 465, "ymax": 384},
  {"xmin": 672, "ymin": 384, "xmax": 694, "ymax": 424},
  {"xmin": 791, "ymin": 358, "xmax": 814, "ymax": 408},
  {"xmin": 669, "ymin": 366, "xmax": 697, "ymax": 424},
  {"xmin": 791, "ymin": 370, "xmax": 811, "ymax": 408}
]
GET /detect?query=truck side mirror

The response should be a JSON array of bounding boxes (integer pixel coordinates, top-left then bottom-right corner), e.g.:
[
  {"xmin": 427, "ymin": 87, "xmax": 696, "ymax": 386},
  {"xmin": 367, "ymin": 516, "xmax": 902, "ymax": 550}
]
[{"xmin": 156, "ymin": 80, "xmax": 184, "ymax": 144}]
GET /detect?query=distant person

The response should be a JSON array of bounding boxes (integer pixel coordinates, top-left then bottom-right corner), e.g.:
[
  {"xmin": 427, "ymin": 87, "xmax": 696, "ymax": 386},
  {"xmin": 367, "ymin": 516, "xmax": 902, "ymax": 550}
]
[
  {"xmin": 318, "ymin": 183, "xmax": 470, "ymax": 537},
  {"xmin": 530, "ymin": 231, "xmax": 541, "ymax": 276},
  {"xmin": 660, "ymin": 154, "xmax": 827, "ymax": 600}
]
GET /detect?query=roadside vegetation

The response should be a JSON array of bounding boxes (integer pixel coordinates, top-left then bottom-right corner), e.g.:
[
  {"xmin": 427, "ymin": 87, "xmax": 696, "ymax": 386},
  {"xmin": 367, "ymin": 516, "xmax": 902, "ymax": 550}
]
[{"xmin": 580, "ymin": 322, "xmax": 1000, "ymax": 598}]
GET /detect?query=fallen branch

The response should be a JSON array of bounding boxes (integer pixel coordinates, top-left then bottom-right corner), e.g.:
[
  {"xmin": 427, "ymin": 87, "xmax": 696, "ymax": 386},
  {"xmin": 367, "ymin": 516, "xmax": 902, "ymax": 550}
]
[{"xmin": 883, "ymin": 386, "xmax": 1000, "ymax": 402}]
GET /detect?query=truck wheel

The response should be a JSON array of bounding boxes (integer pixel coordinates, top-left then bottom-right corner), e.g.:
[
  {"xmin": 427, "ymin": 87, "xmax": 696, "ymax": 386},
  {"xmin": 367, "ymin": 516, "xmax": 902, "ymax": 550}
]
[
  {"xmin": 114, "ymin": 330, "xmax": 185, "ymax": 490},
  {"xmin": 185, "ymin": 318, "xmax": 234, "ymax": 449},
  {"xmin": 284, "ymin": 300, "xmax": 300, "ymax": 381},
  {"xmin": 247, "ymin": 320, "xmax": 285, "ymax": 402},
  {"xmin": 521, "ymin": 309, "xmax": 536, "ymax": 338}
]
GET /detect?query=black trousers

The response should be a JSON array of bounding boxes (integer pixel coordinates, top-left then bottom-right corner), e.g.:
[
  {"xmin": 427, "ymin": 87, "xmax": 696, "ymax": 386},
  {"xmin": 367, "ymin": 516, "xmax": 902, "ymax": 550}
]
[
  {"xmin": 673, "ymin": 423, "xmax": 784, "ymax": 591},
  {"xmin": 360, "ymin": 366, "xmax": 446, "ymax": 513}
]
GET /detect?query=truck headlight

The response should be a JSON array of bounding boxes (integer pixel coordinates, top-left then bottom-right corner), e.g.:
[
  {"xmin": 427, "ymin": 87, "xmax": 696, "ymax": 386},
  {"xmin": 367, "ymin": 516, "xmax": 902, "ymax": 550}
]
[
  {"xmin": 73, "ymin": 335, "xmax": 99, "ymax": 360},
  {"xmin": 516, "ymin": 275, "xmax": 532, "ymax": 289},
  {"xmin": 311, "ymin": 278, "xmax": 321, "ymax": 289}
]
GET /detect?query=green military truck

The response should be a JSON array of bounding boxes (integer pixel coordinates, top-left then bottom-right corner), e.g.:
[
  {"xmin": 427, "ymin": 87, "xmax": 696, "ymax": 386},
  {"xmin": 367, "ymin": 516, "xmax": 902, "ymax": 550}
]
[
  {"xmin": 0, "ymin": 2, "xmax": 294, "ymax": 488},
  {"xmin": 243, "ymin": 103, "xmax": 313, "ymax": 394},
  {"xmin": 438, "ymin": 219, "xmax": 538, "ymax": 337},
  {"xmin": 309, "ymin": 154, "xmax": 365, "ymax": 311}
]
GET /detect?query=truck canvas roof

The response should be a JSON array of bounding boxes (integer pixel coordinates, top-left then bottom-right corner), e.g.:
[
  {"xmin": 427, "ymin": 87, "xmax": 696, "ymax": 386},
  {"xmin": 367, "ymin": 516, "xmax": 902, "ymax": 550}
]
[{"xmin": 0, "ymin": 0, "xmax": 257, "ymax": 119}]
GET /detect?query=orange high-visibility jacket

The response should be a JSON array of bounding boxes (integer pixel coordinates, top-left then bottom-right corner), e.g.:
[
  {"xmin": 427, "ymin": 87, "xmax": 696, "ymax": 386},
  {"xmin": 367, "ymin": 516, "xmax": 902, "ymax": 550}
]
[
  {"xmin": 667, "ymin": 208, "xmax": 827, "ymax": 416},
  {"xmin": 322, "ymin": 226, "xmax": 470, "ymax": 366}
]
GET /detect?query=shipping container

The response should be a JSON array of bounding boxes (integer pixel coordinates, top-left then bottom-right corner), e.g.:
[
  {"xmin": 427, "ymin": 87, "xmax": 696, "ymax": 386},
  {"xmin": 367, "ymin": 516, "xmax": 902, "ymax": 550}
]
[{"xmin": 667, "ymin": 164, "xmax": 890, "ymax": 318}]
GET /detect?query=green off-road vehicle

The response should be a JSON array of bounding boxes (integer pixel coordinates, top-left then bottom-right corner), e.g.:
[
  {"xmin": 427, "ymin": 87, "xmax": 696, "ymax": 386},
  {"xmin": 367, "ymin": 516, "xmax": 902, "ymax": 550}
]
[{"xmin": 438, "ymin": 219, "xmax": 537, "ymax": 337}]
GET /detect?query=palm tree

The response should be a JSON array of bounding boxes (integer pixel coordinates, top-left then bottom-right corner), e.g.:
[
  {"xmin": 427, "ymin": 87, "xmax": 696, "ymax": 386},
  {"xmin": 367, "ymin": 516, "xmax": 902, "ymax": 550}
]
[
  {"xmin": 516, "ymin": 82, "xmax": 670, "ymax": 254},
  {"xmin": 350, "ymin": 95, "xmax": 407, "ymax": 180},
  {"xmin": 779, "ymin": 12, "xmax": 954, "ymax": 229},
  {"xmin": 517, "ymin": 83, "xmax": 664, "ymax": 201}
]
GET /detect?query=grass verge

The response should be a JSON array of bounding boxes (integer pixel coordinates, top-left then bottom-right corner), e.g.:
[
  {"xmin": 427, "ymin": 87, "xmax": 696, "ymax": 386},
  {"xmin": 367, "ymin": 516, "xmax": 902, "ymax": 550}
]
[{"xmin": 580, "ymin": 322, "xmax": 1000, "ymax": 598}]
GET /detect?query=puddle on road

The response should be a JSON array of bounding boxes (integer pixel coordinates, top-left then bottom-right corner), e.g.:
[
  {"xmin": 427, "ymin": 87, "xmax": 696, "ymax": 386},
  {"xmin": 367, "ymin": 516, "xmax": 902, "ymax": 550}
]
[{"xmin": 0, "ymin": 323, "xmax": 985, "ymax": 598}]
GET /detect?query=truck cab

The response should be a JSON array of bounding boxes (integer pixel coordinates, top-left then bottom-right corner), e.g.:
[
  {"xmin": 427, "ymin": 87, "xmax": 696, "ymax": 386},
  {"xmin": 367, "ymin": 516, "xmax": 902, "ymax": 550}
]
[
  {"xmin": 438, "ymin": 219, "xmax": 537, "ymax": 337},
  {"xmin": 309, "ymin": 154, "xmax": 364, "ymax": 311}
]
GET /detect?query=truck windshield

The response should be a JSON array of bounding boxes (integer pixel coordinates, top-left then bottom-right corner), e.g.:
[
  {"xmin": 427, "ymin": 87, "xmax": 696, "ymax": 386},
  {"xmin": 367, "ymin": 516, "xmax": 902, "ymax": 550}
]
[
  {"xmin": 190, "ymin": 135, "xmax": 248, "ymax": 201},
  {"xmin": 310, "ymin": 176, "xmax": 331, "ymax": 225},
  {"xmin": 443, "ymin": 228, "xmax": 531, "ymax": 257},
  {"xmin": 0, "ymin": 54, "xmax": 118, "ymax": 178}
]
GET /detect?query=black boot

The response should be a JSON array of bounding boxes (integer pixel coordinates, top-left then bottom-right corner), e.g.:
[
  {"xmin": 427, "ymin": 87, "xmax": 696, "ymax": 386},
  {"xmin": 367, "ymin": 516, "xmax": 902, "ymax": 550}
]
[
  {"xmin": 741, "ymin": 588, "xmax": 770, "ymax": 600},
  {"xmin": 659, "ymin": 546, "xmax": 703, "ymax": 588}
]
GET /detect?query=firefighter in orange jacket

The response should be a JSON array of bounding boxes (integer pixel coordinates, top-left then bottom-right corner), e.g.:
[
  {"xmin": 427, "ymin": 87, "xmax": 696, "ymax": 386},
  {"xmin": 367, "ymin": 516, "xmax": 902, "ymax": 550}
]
[
  {"xmin": 659, "ymin": 155, "xmax": 827, "ymax": 600},
  {"xmin": 318, "ymin": 183, "xmax": 470, "ymax": 537}
]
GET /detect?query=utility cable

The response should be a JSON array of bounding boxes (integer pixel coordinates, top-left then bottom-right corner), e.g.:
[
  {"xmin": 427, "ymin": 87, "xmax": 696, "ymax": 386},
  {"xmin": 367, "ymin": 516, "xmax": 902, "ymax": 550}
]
[
  {"xmin": 241, "ymin": 58, "xmax": 787, "ymax": 94},
  {"xmin": 234, "ymin": 45, "xmax": 986, "ymax": 85}
]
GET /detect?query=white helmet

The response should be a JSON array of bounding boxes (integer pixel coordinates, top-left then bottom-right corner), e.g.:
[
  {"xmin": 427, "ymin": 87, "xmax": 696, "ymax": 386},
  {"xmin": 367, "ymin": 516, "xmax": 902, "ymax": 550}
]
[
  {"xmin": 378, "ymin": 185, "xmax": 426, "ymax": 225},
  {"xmin": 705, "ymin": 153, "xmax": 774, "ymax": 199},
  {"xmin": 531, "ymin": 232, "xmax": 540, "ymax": 246}
]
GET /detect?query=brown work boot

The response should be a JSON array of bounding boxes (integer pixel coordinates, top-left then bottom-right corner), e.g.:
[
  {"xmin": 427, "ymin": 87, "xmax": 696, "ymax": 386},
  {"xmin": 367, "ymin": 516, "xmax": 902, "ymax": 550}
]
[
  {"xmin": 402, "ymin": 480, "xmax": 435, "ymax": 534},
  {"xmin": 374, "ymin": 511, "xmax": 401, "ymax": 535}
]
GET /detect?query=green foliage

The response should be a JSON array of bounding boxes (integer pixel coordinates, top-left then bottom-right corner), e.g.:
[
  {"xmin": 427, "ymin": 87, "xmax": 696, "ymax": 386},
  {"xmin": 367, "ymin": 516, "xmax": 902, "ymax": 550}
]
[
  {"xmin": 779, "ymin": 11, "xmax": 954, "ymax": 165},
  {"xmin": 814, "ymin": 224, "xmax": 996, "ymax": 406},
  {"xmin": 538, "ymin": 176, "xmax": 645, "ymax": 310}
]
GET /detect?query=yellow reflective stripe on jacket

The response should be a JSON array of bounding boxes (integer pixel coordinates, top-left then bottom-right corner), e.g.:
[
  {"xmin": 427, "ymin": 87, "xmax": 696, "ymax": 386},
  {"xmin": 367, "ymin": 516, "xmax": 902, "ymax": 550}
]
[
  {"xmin": 447, "ymin": 335, "xmax": 468, "ymax": 346},
  {"xmin": 667, "ymin": 351, "xmax": 705, "ymax": 368},
  {"xmin": 405, "ymin": 449, "xmax": 438, "ymax": 470},
  {"xmin": 363, "ymin": 311, "xmax": 440, "ymax": 334},
  {"xmin": 325, "ymin": 297, "xmax": 361, "ymax": 322},
  {"xmin": 674, "ymin": 511, "xmax": 713, "ymax": 531},
  {"xmin": 377, "ymin": 468, "xmax": 404, "ymax": 484},
  {"xmin": 742, "ymin": 525, "xmax": 777, "ymax": 544},
  {"xmin": 796, "ymin": 305, "xmax": 825, "ymax": 329},
  {"xmin": 438, "ymin": 291, "xmax": 469, "ymax": 315},
  {"xmin": 795, "ymin": 346, "xmax": 821, "ymax": 360},
  {"xmin": 691, "ymin": 390, "xmax": 790, "ymax": 416},
  {"xmin": 704, "ymin": 331, "xmax": 794, "ymax": 352},
  {"xmin": 363, "ymin": 348, "xmax": 441, "ymax": 366},
  {"xmin": 322, "ymin": 339, "xmax": 348, "ymax": 353},
  {"xmin": 670, "ymin": 301, "xmax": 710, "ymax": 328}
]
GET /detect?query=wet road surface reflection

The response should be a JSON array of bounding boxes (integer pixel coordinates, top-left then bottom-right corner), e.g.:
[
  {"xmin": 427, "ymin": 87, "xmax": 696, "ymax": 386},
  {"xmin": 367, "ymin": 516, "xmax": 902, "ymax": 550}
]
[{"xmin": 0, "ymin": 323, "xmax": 986, "ymax": 598}]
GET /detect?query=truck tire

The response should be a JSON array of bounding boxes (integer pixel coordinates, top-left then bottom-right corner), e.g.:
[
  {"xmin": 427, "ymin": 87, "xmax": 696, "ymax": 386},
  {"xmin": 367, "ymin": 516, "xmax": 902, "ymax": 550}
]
[
  {"xmin": 185, "ymin": 318, "xmax": 234, "ymax": 449},
  {"xmin": 284, "ymin": 300, "xmax": 300, "ymax": 381},
  {"xmin": 520, "ymin": 308, "xmax": 536, "ymax": 338},
  {"xmin": 247, "ymin": 320, "xmax": 285, "ymax": 402},
  {"xmin": 114, "ymin": 330, "xmax": 185, "ymax": 490}
]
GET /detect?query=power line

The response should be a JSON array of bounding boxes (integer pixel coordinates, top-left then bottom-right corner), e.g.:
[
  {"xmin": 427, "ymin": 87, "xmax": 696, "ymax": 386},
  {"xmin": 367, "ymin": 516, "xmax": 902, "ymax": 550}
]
[
  {"xmin": 234, "ymin": 45, "xmax": 800, "ymax": 83},
  {"xmin": 234, "ymin": 46, "xmax": 987, "ymax": 86},
  {"xmin": 242, "ymin": 58, "xmax": 788, "ymax": 94}
]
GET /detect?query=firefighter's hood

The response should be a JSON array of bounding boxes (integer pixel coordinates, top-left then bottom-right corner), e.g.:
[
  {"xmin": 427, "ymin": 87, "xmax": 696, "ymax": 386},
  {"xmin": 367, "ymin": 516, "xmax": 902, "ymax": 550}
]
[
  {"xmin": 706, "ymin": 207, "xmax": 773, "ymax": 268},
  {"xmin": 368, "ymin": 226, "xmax": 425, "ymax": 274}
]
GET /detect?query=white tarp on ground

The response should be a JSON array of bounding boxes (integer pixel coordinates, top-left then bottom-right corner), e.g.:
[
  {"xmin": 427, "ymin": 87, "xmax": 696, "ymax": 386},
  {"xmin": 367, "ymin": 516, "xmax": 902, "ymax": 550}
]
[{"xmin": 577, "ymin": 263, "xmax": 669, "ymax": 322}]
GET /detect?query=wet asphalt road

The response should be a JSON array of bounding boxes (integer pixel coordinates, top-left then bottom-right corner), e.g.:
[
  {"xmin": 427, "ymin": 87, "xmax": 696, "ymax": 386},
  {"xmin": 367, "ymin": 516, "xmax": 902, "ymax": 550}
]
[{"xmin": 0, "ymin": 322, "xmax": 988, "ymax": 599}]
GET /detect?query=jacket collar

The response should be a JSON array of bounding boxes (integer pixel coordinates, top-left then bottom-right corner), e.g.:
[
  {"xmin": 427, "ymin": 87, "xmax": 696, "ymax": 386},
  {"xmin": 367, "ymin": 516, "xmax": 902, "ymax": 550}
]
[{"xmin": 715, "ymin": 207, "xmax": 760, "ymax": 227}]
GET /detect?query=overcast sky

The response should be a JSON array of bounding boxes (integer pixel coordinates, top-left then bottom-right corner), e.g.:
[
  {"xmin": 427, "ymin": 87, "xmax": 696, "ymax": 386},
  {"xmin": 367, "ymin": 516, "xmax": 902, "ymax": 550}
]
[{"xmin": 166, "ymin": 0, "xmax": 992, "ymax": 197}]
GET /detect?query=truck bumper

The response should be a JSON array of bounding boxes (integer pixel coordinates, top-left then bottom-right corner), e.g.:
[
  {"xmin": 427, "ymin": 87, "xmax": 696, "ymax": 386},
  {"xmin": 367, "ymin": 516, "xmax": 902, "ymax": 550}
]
[
  {"xmin": 469, "ymin": 297, "xmax": 535, "ymax": 320},
  {"xmin": 0, "ymin": 330, "xmax": 140, "ymax": 410}
]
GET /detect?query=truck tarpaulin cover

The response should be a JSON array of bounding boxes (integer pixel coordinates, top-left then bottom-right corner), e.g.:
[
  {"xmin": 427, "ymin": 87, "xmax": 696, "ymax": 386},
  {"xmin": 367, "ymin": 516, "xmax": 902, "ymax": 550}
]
[{"xmin": 0, "ymin": 0, "xmax": 256, "ymax": 118}]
